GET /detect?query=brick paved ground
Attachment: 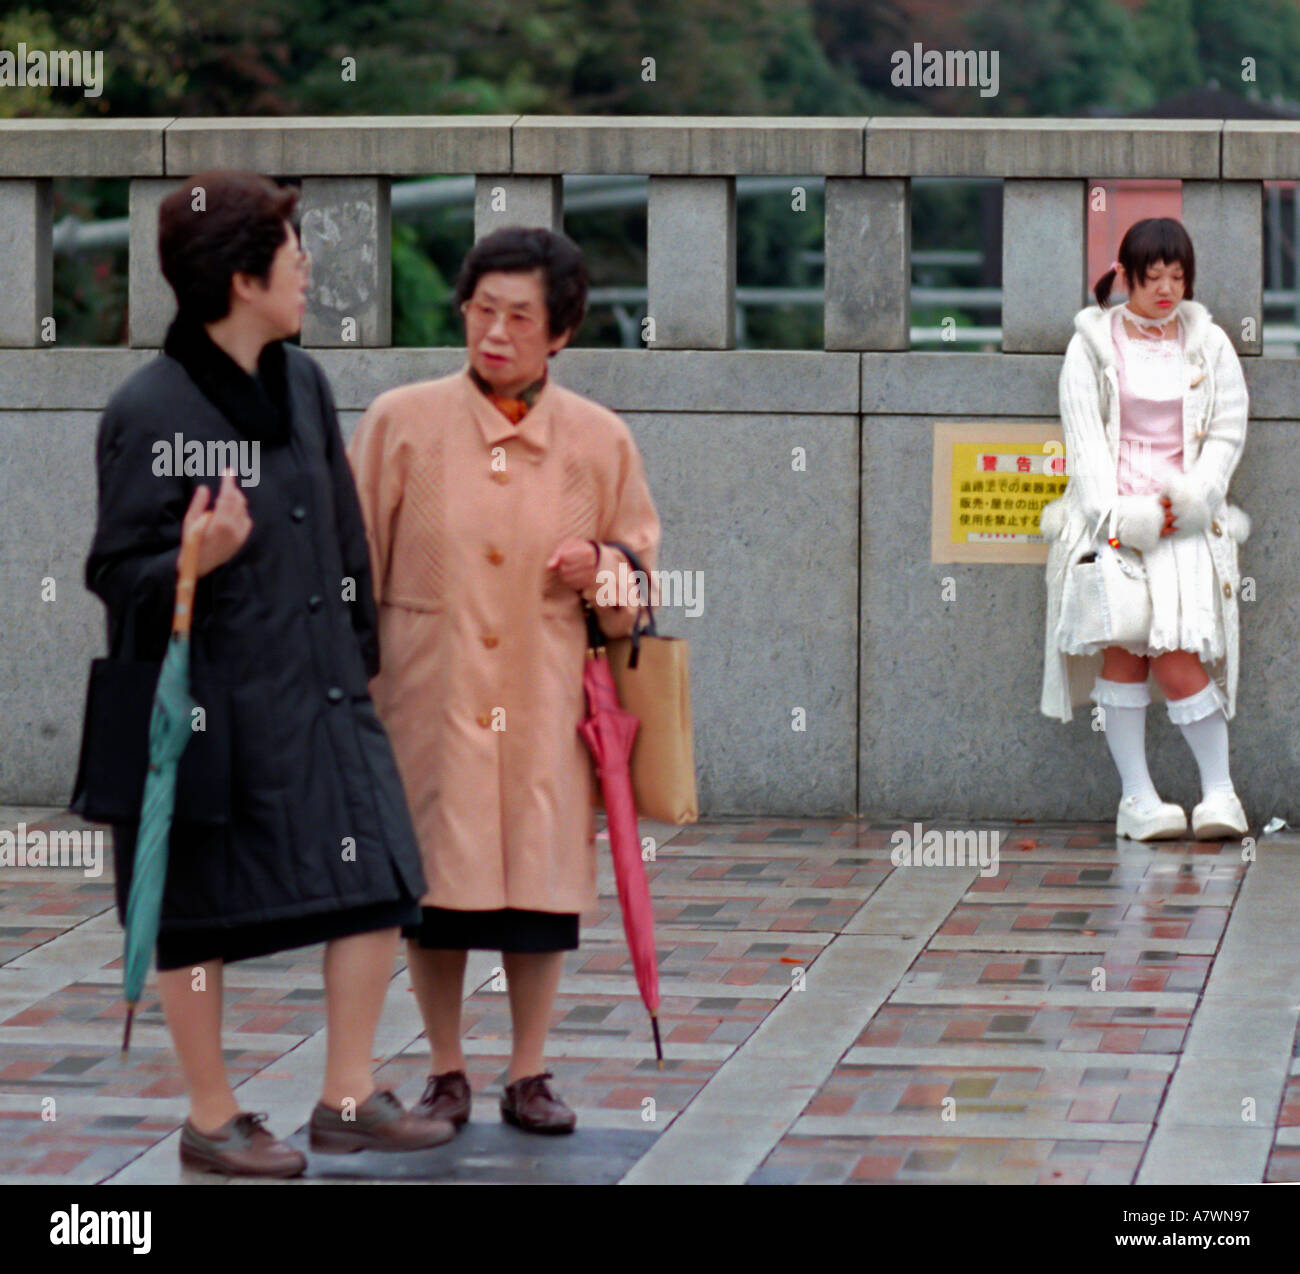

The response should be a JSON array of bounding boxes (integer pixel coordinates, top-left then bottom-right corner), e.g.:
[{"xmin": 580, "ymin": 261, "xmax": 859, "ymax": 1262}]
[{"xmin": 1, "ymin": 808, "xmax": 1297, "ymax": 1184}]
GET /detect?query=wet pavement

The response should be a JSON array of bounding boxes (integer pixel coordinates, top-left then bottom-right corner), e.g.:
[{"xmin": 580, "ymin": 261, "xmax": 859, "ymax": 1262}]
[{"xmin": 2, "ymin": 807, "xmax": 1298, "ymax": 1185}]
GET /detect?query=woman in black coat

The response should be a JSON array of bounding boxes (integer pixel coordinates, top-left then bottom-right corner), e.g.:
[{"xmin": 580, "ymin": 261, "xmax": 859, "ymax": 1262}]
[{"xmin": 84, "ymin": 170, "xmax": 452, "ymax": 1176}]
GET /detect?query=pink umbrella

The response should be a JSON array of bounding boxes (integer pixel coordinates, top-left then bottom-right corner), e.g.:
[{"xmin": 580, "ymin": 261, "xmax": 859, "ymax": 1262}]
[{"xmin": 579, "ymin": 608, "xmax": 663, "ymax": 1066}]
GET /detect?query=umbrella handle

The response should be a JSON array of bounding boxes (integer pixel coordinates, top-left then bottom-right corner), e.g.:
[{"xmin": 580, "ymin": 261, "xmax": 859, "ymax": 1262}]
[{"xmin": 173, "ymin": 517, "xmax": 208, "ymax": 637}]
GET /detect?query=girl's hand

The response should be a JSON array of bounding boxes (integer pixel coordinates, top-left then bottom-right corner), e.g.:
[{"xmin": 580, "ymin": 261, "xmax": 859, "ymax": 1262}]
[
  {"xmin": 1159, "ymin": 495, "xmax": 1177, "ymax": 537},
  {"xmin": 184, "ymin": 470, "xmax": 253, "ymax": 577},
  {"xmin": 546, "ymin": 538, "xmax": 600, "ymax": 592}
]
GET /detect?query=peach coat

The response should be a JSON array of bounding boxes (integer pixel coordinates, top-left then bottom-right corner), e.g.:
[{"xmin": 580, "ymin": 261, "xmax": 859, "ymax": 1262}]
[{"xmin": 346, "ymin": 366, "xmax": 661, "ymax": 914}]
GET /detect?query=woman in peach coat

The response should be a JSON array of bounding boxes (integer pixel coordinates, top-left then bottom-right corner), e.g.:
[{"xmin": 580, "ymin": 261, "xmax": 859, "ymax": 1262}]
[{"xmin": 347, "ymin": 226, "xmax": 660, "ymax": 1134}]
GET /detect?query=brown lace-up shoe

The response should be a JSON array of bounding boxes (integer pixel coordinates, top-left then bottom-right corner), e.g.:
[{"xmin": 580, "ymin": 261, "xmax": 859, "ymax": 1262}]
[
  {"xmin": 414, "ymin": 1070, "xmax": 471, "ymax": 1129},
  {"xmin": 500, "ymin": 1071, "xmax": 577, "ymax": 1134},
  {"xmin": 180, "ymin": 1111, "xmax": 306, "ymax": 1178},
  {"xmin": 309, "ymin": 1087, "xmax": 456, "ymax": 1153}
]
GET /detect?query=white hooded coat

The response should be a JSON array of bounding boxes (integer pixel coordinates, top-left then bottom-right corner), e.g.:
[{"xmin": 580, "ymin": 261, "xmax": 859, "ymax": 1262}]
[{"xmin": 1039, "ymin": 299, "xmax": 1251, "ymax": 722}]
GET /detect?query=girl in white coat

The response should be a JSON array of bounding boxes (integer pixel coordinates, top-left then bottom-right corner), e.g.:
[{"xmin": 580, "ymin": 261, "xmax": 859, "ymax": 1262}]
[{"xmin": 1040, "ymin": 217, "xmax": 1251, "ymax": 842}]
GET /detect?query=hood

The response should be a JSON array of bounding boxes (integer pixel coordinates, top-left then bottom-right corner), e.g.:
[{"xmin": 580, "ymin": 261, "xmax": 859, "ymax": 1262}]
[{"xmin": 1072, "ymin": 298, "xmax": 1215, "ymax": 368}]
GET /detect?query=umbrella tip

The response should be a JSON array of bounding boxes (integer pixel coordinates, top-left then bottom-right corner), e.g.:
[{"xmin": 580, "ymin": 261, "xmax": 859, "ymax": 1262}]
[{"xmin": 121, "ymin": 1004, "xmax": 135, "ymax": 1055}]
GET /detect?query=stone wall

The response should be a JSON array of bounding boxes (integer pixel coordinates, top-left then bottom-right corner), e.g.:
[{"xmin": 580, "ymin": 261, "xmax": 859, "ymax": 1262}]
[{"xmin": 1, "ymin": 116, "xmax": 1296, "ymax": 820}]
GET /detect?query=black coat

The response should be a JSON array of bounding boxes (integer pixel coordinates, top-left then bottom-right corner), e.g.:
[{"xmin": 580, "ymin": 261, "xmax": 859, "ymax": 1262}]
[{"xmin": 85, "ymin": 315, "xmax": 425, "ymax": 940}]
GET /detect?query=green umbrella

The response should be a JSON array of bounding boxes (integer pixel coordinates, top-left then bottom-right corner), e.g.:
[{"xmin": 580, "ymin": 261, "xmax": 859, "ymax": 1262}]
[{"xmin": 121, "ymin": 520, "xmax": 206, "ymax": 1054}]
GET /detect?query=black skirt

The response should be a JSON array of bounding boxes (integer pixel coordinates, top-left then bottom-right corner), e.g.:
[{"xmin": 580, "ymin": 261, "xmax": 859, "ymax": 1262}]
[
  {"xmin": 156, "ymin": 896, "xmax": 422, "ymax": 971},
  {"xmin": 402, "ymin": 906, "xmax": 579, "ymax": 953}
]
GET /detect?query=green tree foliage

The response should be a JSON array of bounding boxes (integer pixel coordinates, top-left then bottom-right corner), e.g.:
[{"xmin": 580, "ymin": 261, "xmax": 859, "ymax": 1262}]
[
  {"xmin": 1190, "ymin": 0, "xmax": 1300, "ymax": 102},
  {"xmin": 391, "ymin": 217, "xmax": 458, "ymax": 345},
  {"xmin": 1132, "ymin": 0, "xmax": 1202, "ymax": 100},
  {"xmin": 966, "ymin": 0, "xmax": 1150, "ymax": 116}
]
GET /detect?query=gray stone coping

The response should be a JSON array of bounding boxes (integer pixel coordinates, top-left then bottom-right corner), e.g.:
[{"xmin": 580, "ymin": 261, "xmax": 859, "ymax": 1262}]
[
  {"xmin": 0, "ymin": 349, "xmax": 154, "ymax": 408},
  {"xmin": 309, "ymin": 348, "xmax": 859, "ymax": 413},
  {"xmin": 6, "ymin": 347, "xmax": 1300, "ymax": 417},
  {"xmin": 0, "ymin": 119, "xmax": 171, "ymax": 177},
  {"xmin": 550, "ymin": 348, "xmax": 860, "ymax": 413},
  {"xmin": 513, "ymin": 116, "xmax": 869, "ymax": 175},
  {"xmin": 1224, "ymin": 120, "xmax": 1300, "ymax": 178},
  {"xmin": 865, "ymin": 117, "xmax": 1222, "ymax": 178},
  {"xmin": 164, "ymin": 116, "xmax": 516, "ymax": 176},
  {"xmin": 862, "ymin": 351, "xmax": 1061, "ymax": 415},
  {"xmin": 0, "ymin": 116, "xmax": 1262, "ymax": 179}
]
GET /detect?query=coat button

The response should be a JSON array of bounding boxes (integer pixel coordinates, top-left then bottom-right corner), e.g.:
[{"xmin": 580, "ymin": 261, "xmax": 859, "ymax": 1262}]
[
  {"xmin": 482, "ymin": 633, "xmax": 499, "ymax": 649},
  {"xmin": 491, "ymin": 471, "xmax": 510, "ymax": 485},
  {"xmin": 1223, "ymin": 582, "xmax": 1233, "ymax": 599},
  {"xmin": 291, "ymin": 505, "xmax": 307, "ymax": 522},
  {"xmin": 1211, "ymin": 520, "xmax": 1222, "ymax": 536},
  {"xmin": 327, "ymin": 686, "xmax": 344, "ymax": 703},
  {"xmin": 308, "ymin": 594, "xmax": 324, "ymax": 611},
  {"xmin": 486, "ymin": 547, "xmax": 504, "ymax": 565},
  {"xmin": 476, "ymin": 712, "xmax": 491, "ymax": 728}
]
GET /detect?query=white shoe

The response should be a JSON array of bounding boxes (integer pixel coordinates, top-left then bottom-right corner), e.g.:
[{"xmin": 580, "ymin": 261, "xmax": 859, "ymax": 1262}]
[
  {"xmin": 1191, "ymin": 790, "xmax": 1249, "ymax": 840},
  {"xmin": 1116, "ymin": 796, "xmax": 1188, "ymax": 841}
]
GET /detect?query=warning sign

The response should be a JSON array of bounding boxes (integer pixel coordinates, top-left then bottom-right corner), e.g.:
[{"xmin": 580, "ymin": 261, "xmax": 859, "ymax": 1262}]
[{"xmin": 931, "ymin": 422, "xmax": 1069, "ymax": 564}]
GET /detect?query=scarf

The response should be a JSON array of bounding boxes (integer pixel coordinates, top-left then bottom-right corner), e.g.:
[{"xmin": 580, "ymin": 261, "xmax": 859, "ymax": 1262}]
[
  {"xmin": 163, "ymin": 312, "xmax": 292, "ymax": 446},
  {"xmin": 468, "ymin": 365, "xmax": 548, "ymax": 423}
]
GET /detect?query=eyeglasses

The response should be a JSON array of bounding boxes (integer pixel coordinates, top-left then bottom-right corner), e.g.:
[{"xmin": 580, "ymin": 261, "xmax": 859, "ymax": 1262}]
[{"xmin": 461, "ymin": 299, "xmax": 543, "ymax": 336}]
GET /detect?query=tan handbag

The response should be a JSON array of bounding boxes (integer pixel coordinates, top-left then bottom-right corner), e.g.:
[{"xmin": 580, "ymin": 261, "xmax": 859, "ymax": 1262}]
[{"xmin": 587, "ymin": 543, "xmax": 699, "ymax": 825}]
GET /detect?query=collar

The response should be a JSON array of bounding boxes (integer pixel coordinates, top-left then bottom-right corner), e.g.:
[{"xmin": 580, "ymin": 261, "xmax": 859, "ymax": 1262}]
[
  {"xmin": 1073, "ymin": 297, "xmax": 1212, "ymax": 369},
  {"xmin": 163, "ymin": 312, "xmax": 292, "ymax": 446},
  {"xmin": 462, "ymin": 365, "xmax": 554, "ymax": 455},
  {"xmin": 1121, "ymin": 300, "xmax": 1184, "ymax": 332},
  {"xmin": 468, "ymin": 364, "xmax": 548, "ymax": 418}
]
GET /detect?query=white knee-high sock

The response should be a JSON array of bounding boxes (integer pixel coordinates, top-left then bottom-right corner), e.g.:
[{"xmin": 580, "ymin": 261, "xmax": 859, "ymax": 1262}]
[
  {"xmin": 1168, "ymin": 682, "xmax": 1234, "ymax": 799},
  {"xmin": 1091, "ymin": 678, "xmax": 1162, "ymax": 811}
]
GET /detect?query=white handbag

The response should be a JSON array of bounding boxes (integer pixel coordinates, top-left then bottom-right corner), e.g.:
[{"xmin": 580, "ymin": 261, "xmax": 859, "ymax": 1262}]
[{"xmin": 1058, "ymin": 503, "xmax": 1152, "ymax": 649}]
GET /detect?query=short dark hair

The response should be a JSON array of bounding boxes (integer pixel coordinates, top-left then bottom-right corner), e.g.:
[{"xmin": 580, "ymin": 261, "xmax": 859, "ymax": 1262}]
[
  {"xmin": 452, "ymin": 225, "xmax": 588, "ymax": 338},
  {"xmin": 158, "ymin": 170, "xmax": 299, "ymax": 322},
  {"xmin": 1095, "ymin": 217, "xmax": 1196, "ymax": 308}
]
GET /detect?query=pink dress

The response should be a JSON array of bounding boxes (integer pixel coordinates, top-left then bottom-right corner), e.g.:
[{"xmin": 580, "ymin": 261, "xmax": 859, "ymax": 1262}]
[{"xmin": 1108, "ymin": 307, "xmax": 1222, "ymax": 660}]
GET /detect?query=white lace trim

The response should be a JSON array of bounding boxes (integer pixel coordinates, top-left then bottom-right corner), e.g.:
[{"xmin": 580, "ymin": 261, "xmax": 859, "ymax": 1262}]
[{"xmin": 1122, "ymin": 300, "xmax": 1183, "ymax": 332}]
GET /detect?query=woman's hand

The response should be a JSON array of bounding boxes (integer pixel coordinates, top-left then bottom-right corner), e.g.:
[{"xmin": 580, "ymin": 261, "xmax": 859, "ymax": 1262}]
[
  {"xmin": 1159, "ymin": 495, "xmax": 1178, "ymax": 537},
  {"xmin": 183, "ymin": 470, "xmax": 253, "ymax": 578},
  {"xmin": 546, "ymin": 538, "xmax": 600, "ymax": 592}
]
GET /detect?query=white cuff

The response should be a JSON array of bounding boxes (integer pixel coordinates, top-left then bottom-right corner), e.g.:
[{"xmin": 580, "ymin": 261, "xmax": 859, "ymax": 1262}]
[
  {"xmin": 1114, "ymin": 494, "xmax": 1164, "ymax": 552},
  {"xmin": 1224, "ymin": 505, "xmax": 1252, "ymax": 544},
  {"xmin": 1166, "ymin": 680, "xmax": 1226, "ymax": 724},
  {"xmin": 1164, "ymin": 471, "xmax": 1213, "ymax": 535},
  {"xmin": 1090, "ymin": 676, "xmax": 1152, "ymax": 709}
]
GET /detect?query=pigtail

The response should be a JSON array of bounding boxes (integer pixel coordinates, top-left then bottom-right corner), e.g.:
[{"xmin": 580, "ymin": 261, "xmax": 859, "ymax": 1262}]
[{"xmin": 1094, "ymin": 266, "xmax": 1119, "ymax": 309}]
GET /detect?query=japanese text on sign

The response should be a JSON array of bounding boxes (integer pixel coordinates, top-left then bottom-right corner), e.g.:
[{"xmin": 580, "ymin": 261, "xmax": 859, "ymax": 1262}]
[{"xmin": 951, "ymin": 443, "xmax": 1068, "ymax": 544}]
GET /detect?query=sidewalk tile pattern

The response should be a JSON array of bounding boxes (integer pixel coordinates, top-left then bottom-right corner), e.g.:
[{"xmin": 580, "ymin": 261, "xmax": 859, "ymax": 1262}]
[{"xmin": 0, "ymin": 812, "xmax": 1289, "ymax": 1184}]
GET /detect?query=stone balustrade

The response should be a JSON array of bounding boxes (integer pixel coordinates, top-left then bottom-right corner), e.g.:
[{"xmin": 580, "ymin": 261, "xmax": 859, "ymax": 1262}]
[{"xmin": 0, "ymin": 115, "xmax": 1284, "ymax": 354}]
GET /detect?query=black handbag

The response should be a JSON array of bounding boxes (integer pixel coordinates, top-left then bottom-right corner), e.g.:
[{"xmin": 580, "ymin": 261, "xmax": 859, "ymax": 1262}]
[{"xmin": 69, "ymin": 602, "xmax": 232, "ymax": 826}]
